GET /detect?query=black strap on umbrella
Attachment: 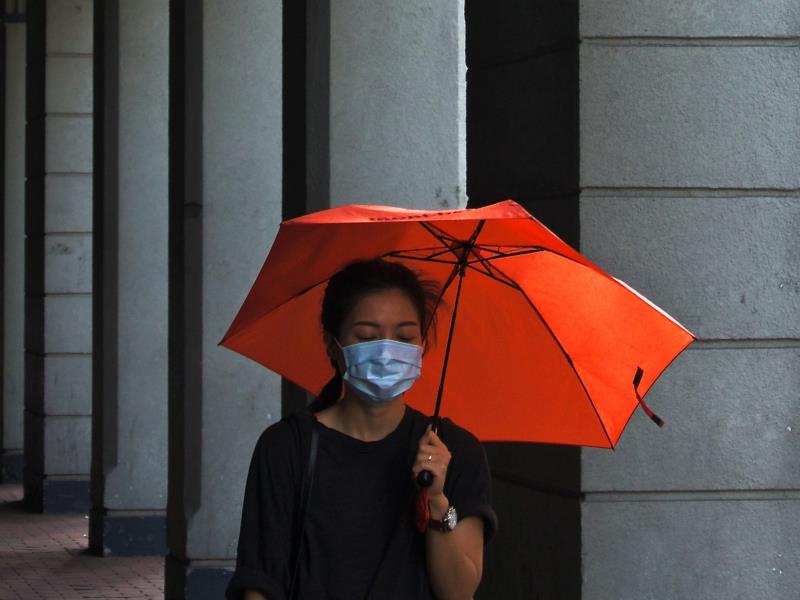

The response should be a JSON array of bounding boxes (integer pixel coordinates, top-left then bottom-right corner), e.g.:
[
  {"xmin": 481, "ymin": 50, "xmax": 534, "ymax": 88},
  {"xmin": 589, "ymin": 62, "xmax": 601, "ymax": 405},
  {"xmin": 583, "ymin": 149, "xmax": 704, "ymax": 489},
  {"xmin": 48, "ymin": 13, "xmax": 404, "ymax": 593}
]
[{"xmin": 633, "ymin": 366, "xmax": 665, "ymax": 427}]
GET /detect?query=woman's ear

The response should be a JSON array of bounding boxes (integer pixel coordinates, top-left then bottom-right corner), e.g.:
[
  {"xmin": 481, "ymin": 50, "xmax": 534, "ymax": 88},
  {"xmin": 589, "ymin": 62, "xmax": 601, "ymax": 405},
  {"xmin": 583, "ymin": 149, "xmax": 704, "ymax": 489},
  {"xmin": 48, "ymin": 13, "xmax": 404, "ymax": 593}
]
[{"xmin": 323, "ymin": 331, "xmax": 341, "ymax": 370}]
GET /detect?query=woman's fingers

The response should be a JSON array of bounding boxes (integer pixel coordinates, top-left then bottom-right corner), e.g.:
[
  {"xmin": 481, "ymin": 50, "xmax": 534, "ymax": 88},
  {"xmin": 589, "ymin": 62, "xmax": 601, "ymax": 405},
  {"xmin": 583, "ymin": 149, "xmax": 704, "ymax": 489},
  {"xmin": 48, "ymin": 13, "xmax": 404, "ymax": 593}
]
[
  {"xmin": 419, "ymin": 425, "xmax": 448, "ymax": 449},
  {"xmin": 413, "ymin": 429, "xmax": 452, "ymax": 494},
  {"xmin": 427, "ymin": 427, "xmax": 446, "ymax": 448}
]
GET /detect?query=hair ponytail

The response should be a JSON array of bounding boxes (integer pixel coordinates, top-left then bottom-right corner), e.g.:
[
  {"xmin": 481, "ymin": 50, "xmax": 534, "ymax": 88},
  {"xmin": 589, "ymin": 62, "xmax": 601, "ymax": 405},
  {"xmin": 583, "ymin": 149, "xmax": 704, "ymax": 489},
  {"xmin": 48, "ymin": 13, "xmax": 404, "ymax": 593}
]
[{"xmin": 309, "ymin": 369, "xmax": 342, "ymax": 413}]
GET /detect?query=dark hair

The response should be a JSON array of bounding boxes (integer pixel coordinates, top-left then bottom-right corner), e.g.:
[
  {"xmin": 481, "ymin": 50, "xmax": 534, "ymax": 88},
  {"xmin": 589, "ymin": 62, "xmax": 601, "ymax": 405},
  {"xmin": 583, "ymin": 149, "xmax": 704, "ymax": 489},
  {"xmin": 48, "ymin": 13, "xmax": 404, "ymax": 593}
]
[{"xmin": 310, "ymin": 258, "xmax": 442, "ymax": 411}]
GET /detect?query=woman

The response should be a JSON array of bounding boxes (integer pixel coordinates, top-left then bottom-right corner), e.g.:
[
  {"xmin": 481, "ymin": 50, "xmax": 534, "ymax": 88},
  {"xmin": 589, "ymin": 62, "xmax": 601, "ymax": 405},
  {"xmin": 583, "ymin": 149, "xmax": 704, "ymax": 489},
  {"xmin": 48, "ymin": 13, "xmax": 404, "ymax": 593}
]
[{"xmin": 225, "ymin": 258, "xmax": 497, "ymax": 600}]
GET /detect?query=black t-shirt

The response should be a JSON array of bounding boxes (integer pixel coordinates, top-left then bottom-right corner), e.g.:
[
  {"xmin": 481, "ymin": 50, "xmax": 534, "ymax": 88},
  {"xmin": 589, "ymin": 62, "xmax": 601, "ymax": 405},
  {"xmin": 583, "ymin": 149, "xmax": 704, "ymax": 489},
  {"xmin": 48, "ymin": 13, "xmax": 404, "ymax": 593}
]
[{"xmin": 225, "ymin": 405, "xmax": 497, "ymax": 600}]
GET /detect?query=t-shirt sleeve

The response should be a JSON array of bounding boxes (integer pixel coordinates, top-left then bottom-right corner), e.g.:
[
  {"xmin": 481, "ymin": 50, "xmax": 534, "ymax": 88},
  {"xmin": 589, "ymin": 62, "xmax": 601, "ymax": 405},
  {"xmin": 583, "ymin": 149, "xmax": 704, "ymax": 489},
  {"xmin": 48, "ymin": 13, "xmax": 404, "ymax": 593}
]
[
  {"xmin": 441, "ymin": 421, "xmax": 498, "ymax": 544},
  {"xmin": 225, "ymin": 420, "xmax": 301, "ymax": 600}
]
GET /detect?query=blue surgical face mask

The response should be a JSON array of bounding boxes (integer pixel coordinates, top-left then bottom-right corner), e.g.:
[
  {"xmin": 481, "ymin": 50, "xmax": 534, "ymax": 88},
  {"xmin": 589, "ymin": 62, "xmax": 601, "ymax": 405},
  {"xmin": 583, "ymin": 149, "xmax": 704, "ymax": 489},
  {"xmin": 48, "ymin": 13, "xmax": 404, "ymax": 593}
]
[{"xmin": 337, "ymin": 338, "xmax": 423, "ymax": 405}]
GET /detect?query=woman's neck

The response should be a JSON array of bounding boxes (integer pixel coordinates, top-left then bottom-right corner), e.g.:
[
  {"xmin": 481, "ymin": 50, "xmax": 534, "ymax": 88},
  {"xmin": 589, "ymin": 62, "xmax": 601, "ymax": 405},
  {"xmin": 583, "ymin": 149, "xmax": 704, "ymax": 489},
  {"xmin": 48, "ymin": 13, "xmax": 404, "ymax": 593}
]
[{"xmin": 317, "ymin": 389, "xmax": 406, "ymax": 442}]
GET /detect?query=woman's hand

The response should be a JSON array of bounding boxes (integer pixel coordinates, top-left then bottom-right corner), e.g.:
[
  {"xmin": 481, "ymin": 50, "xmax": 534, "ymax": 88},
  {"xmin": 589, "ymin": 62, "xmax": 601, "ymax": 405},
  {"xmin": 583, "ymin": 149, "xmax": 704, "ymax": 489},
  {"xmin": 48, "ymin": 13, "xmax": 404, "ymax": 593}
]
[
  {"xmin": 412, "ymin": 424, "xmax": 452, "ymax": 500},
  {"xmin": 414, "ymin": 424, "xmax": 485, "ymax": 599}
]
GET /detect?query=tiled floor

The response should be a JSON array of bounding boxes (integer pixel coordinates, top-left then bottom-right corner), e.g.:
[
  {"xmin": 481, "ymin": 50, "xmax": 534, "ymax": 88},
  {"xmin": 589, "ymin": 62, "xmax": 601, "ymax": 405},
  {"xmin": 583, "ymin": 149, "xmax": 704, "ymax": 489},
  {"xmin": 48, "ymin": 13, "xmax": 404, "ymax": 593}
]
[{"xmin": 0, "ymin": 483, "xmax": 164, "ymax": 599}]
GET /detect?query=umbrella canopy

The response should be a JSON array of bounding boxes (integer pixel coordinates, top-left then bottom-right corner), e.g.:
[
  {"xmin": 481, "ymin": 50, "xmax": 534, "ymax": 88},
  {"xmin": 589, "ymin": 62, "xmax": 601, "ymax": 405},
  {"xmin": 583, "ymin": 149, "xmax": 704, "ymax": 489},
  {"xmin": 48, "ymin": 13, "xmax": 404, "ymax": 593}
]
[{"xmin": 220, "ymin": 200, "xmax": 695, "ymax": 448}]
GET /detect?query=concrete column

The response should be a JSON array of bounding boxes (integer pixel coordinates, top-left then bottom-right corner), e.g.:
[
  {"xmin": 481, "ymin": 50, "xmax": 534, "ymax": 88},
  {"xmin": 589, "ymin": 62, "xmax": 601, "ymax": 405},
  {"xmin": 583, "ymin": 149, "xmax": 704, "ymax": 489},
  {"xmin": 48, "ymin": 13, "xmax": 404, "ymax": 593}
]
[
  {"xmin": 88, "ymin": 0, "xmax": 168, "ymax": 556},
  {"xmin": 165, "ymin": 1, "xmax": 282, "ymax": 597},
  {"xmin": 281, "ymin": 0, "xmax": 469, "ymax": 417},
  {"xmin": 2, "ymin": 8, "xmax": 26, "ymax": 483},
  {"xmin": 579, "ymin": 2, "xmax": 800, "ymax": 599},
  {"xmin": 306, "ymin": 0, "xmax": 467, "ymax": 211},
  {"xmin": 24, "ymin": 0, "xmax": 93, "ymax": 513}
]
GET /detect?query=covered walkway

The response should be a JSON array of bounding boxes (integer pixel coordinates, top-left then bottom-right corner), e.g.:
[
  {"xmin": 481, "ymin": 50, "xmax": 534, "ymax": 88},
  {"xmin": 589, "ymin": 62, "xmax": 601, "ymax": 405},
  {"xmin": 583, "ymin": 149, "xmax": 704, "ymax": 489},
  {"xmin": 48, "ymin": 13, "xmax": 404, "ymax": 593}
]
[{"xmin": 0, "ymin": 484, "xmax": 162, "ymax": 599}]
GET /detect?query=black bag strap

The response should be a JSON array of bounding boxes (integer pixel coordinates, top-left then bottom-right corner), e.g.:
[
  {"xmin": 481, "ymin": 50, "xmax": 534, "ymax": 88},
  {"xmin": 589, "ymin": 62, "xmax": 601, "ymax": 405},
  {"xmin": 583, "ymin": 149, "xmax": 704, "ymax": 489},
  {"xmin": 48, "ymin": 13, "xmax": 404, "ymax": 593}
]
[{"xmin": 289, "ymin": 416, "xmax": 319, "ymax": 600}]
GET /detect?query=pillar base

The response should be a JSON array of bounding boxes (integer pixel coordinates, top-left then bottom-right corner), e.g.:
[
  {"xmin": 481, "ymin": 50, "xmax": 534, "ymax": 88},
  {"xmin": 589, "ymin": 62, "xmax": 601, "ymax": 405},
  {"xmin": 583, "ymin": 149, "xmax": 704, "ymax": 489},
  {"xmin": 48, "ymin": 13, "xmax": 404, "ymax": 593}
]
[
  {"xmin": 89, "ymin": 508, "xmax": 167, "ymax": 556},
  {"xmin": 23, "ymin": 471, "xmax": 90, "ymax": 513},
  {"xmin": 0, "ymin": 451, "xmax": 24, "ymax": 483},
  {"xmin": 164, "ymin": 554, "xmax": 235, "ymax": 600}
]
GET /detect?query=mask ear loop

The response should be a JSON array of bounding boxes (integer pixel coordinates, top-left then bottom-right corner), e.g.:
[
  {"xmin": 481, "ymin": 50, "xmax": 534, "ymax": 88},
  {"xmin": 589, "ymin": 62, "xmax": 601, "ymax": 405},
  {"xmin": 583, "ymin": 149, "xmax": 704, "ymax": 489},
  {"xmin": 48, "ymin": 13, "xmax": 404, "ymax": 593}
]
[{"xmin": 333, "ymin": 339, "xmax": 347, "ymax": 402}]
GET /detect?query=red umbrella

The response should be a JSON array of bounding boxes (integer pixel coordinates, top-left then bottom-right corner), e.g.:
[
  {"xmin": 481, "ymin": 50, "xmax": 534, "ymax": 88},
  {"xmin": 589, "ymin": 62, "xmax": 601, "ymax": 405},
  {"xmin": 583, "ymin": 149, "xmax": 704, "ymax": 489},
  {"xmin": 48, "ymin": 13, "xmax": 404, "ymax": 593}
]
[{"xmin": 220, "ymin": 200, "xmax": 695, "ymax": 448}]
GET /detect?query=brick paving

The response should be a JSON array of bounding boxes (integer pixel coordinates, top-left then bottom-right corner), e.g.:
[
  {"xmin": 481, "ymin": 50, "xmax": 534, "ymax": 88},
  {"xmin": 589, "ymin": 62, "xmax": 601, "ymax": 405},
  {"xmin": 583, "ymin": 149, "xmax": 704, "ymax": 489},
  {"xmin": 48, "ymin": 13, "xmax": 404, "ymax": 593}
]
[{"xmin": 0, "ymin": 483, "xmax": 164, "ymax": 599}]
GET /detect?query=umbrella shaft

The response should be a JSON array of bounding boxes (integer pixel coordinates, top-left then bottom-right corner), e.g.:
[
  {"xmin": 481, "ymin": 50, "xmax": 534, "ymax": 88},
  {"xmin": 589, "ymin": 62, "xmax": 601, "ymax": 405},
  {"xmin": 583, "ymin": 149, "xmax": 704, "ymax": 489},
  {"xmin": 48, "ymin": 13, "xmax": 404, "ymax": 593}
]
[{"xmin": 432, "ymin": 260, "xmax": 466, "ymax": 429}]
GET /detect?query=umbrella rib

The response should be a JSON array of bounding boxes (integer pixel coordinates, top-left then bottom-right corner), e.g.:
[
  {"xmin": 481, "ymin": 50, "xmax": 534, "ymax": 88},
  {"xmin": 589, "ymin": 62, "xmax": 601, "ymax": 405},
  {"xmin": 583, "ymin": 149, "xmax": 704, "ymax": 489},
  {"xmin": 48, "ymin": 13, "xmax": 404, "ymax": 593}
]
[
  {"xmin": 460, "ymin": 254, "xmax": 521, "ymax": 288},
  {"xmin": 468, "ymin": 248, "xmax": 544, "ymax": 262},
  {"xmin": 483, "ymin": 259, "xmax": 616, "ymax": 449},
  {"xmin": 224, "ymin": 239, "xmax": 471, "ymax": 344},
  {"xmin": 421, "ymin": 259, "xmax": 461, "ymax": 343},
  {"xmin": 429, "ymin": 219, "xmax": 487, "ymax": 424},
  {"xmin": 384, "ymin": 245, "xmax": 450, "ymax": 256},
  {"xmin": 419, "ymin": 221, "xmax": 464, "ymax": 247},
  {"xmin": 384, "ymin": 254, "xmax": 460, "ymax": 266},
  {"xmin": 465, "ymin": 264, "xmax": 518, "ymax": 288},
  {"xmin": 464, "ymin": 259, "xmax": 495, "ymax": 281},
  {"xmin": 470, "ymin": 245, "xmax": 544, "ymax": 258}
]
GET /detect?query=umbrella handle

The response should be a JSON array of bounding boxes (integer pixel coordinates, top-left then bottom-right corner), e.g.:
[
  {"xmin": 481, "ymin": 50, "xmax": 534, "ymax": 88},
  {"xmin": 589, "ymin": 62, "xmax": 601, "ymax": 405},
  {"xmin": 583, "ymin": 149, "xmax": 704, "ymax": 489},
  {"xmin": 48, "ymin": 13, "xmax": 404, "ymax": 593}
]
[
  {"xmin": 416, "ymin": 414, "xmax": 442, "ymax": 488},
  {"xmin": 416, "ymin": 469, "xmax": 434, "ymax": 487}
]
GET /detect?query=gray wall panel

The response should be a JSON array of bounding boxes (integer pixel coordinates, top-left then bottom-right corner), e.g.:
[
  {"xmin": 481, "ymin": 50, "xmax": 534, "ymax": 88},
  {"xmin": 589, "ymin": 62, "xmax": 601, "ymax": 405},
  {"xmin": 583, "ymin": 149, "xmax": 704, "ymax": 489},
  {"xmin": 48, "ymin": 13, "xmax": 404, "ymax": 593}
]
[
  {"xmin": 581, "ymin": 0, "xmax": 800, "ymax": 38},
  {"xmin": 580, "ymin": 195, "xmax": 800, "ymax": 339},
  {"xmin": 44, "ymin": 175, "xmax": 92, "ymax": 232},
  {"xmin": 582, "ymin": 498, "xmax": 800, "ymax": 600},
  {"xmin": 43, "ymin": 415, "xmax": 91, "ymax": 474},
  {"xmin": 45, "ymin": 56, "xmax": 93, "ymax": 113},
  {"xmin": 43, "ymin": 233, "xmax": 92, "ymax": 293},
  {"xmin": 44, "ymin": 116, "xmax": 93, "ymax": 173},
  {"xmin": 43, "ymin": 295, "xmax": 92, "ymax": 354},
  {"xmin": 580, "ymin": 45, "xmax": 800, "ymax": 189},
  {"xmin": 330, "ymin": 0, "xmax": 466, "ymax": 209},
  {"xmin": 43, "ymin": 355, "xmax": 92, "ymax": 415},
  {"xmin": 46, "ymin": 0, "xmax": 94, "ymax": 54},
  {"xmin": 583, "ymin": 346, "xmax": 800, "ymax": 491}
]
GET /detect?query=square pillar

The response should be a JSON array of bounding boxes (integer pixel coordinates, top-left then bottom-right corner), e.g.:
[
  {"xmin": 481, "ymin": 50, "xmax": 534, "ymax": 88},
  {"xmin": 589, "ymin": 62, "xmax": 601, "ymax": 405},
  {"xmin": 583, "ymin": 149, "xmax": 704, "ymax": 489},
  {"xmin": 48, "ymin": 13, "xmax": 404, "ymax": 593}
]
[
  {"xmin": 305, "ymin": 0, "xmax": 467, "ymax": 211},
  {"xmin": 24, "ymin": 0, "xmax": 94, "ymax": 514},
  {"xmin": 88, "ymin": 0, "xmax": 169, "ymax": 556},
  {"xmin": 165, "ymin": 1, "xmax": 283, "ymax": 597}
]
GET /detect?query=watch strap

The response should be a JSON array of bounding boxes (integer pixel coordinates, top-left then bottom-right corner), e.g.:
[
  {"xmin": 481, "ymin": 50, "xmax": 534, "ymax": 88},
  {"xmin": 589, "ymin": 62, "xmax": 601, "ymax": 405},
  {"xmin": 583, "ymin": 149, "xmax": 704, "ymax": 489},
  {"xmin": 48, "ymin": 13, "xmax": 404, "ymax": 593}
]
[{"xmin": 427, "ymin": 506, "xmax": 456, "ymax": 532}]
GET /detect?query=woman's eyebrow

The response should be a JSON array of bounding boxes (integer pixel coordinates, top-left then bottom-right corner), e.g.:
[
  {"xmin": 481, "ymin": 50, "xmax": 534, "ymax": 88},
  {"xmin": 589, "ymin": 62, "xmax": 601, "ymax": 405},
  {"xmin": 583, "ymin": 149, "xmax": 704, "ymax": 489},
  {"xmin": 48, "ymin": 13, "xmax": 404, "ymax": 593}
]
[
  {"xmin": 352, "ymin": 320, "xmax": 419, "ymax": 327},
  {"xmin": 396, "ymin": 321, "xmax": 420, "ymax": 328}
]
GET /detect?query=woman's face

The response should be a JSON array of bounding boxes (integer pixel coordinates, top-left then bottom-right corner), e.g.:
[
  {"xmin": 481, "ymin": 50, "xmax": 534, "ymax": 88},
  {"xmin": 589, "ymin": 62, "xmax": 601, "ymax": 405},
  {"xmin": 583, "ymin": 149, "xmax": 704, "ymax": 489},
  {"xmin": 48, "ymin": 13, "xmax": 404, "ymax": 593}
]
[{"xmin": 339, "ymin": 288, "xmax": 423, "ymax": 347}]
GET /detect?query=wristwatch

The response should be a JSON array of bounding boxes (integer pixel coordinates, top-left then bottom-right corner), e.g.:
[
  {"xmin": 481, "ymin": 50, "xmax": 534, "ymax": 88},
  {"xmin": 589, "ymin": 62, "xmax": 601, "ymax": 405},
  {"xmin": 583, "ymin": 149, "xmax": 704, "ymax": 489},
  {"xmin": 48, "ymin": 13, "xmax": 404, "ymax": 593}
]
[{"xmin": 428, "ymin": 505, "xmax": 458, "ymax": 533}]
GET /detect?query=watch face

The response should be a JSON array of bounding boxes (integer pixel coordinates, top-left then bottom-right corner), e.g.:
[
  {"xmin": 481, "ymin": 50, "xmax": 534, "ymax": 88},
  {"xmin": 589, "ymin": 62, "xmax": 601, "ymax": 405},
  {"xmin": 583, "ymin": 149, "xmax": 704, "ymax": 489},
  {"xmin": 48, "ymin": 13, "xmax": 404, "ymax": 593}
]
[{"xmin": 444, "ymin": 506, "xmax": 458, "ymax": 531}]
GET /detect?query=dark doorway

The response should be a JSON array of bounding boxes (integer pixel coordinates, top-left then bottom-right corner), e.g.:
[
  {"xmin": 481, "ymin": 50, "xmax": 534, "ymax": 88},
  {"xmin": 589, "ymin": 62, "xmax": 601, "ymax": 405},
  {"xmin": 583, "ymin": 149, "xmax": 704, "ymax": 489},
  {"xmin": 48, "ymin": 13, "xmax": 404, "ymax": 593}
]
[{"xmin": 466, "ymin": 2, "xmax": 582, "ymax": 598}]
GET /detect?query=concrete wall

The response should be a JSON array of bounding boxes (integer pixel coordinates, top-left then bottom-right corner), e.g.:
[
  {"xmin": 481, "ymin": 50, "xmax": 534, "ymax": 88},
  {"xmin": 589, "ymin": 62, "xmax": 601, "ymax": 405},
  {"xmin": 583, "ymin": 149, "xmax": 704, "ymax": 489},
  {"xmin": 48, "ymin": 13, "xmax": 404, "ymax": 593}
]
[
  {"xmin": 325, "ymin": 0, "xmax": 467, "ymax": 209},
  {"xmin": 579, "ymin": 2, "xmax": 800, "ymax": 598},
  {"xmin": 2, "ymin": 19, "xmax": 26, "ymax": 482},
  {"xmin": 24, "ymin": 0, "xmax": 94, "ymax": 513}
]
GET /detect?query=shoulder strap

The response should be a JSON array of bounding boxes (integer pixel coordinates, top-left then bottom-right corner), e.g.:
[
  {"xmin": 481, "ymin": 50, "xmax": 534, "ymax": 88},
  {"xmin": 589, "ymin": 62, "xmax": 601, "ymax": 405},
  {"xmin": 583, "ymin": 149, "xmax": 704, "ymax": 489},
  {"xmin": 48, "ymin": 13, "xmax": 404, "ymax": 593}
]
[{"xmin": 289, "ymin": 416, "xmax": 319, "ymax": 600}]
